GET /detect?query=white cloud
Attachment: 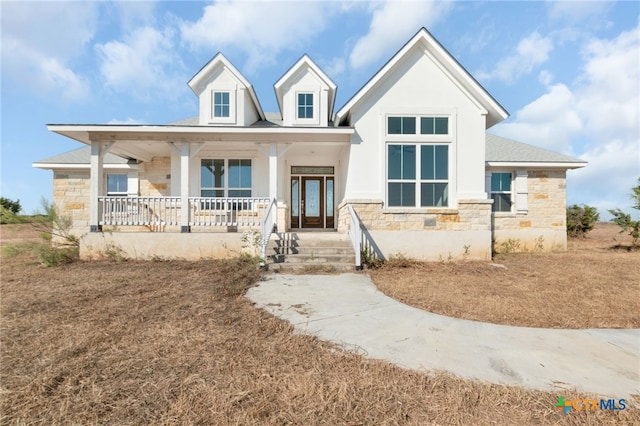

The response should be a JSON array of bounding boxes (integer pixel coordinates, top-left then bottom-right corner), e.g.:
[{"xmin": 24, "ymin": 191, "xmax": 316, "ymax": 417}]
[
  {"xmin": 96, "ymin": 26, "xmax": 186, "ymax": 101},
  {"xmin": 493, "ymin": 84, "xmax": 583, "ymax": 153},
  {"xmin": 180, "ymin": 0, "xmax": 330, "ymax": 71},
  {"xmin": 0, "ymin": 1, "xmax": 98, "ymax": 101},
  {"xmin": 477, "ymin": 31, "xmax": 554, "ymax": 83},
  {"xmin": 349, "ymin": 0, "xmax": 452, "ymax": 69},
  {"xmin": 494, "ymin": 26, "xmax": 640, "ymax": 216},
  {"xmin": 547, "ymin": 1, "xmax": 612, "ymax": 24},
  {"xmin": 323, "ymin": 57, "xmax": 346, "ymax": 77}
]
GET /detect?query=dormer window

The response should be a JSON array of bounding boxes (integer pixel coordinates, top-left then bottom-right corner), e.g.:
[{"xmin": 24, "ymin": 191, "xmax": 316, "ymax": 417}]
[
  {"xmin": 213, "ymin": 91, "xmax": 230, "ymax": 118},
  {"xmin": 297, "ymin": 93, "xmax": 314, "ymax": 119}
]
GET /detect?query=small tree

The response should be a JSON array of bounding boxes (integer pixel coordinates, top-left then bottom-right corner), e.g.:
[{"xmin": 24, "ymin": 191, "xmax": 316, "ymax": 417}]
[
  {"xmin": 0, "ymin": 197, "xmax": 23, "ymax": 224},
  {"xmin": 608, "ymin": 178, "xmax": 640, "ymax": 247},
  {"xmin": 566, "ymin": 204, "xmax": 599, "ymax": 238},
  {"xmin": 0, "ymin": 197, "xmax": 21, "ymax": 214}
]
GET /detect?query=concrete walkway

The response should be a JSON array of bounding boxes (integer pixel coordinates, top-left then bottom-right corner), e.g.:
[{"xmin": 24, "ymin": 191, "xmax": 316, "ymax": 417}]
[{"xmin": 246, "ymin": 273, "xmax": 640, "ymax": 399}]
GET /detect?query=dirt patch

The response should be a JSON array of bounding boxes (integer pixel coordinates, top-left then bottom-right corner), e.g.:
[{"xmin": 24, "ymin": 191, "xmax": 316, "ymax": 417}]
[
  {"xmin": 369, "ymin": 223, "xmax": 640, "ymax": 329},
  {"xmin": 0, "ymin": 223, "xmax": 43, "ymax": 244}
]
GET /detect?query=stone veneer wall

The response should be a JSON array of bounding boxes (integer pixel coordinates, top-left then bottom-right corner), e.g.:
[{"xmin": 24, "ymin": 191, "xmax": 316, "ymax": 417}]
[
  {"xmin": 492, "ymin": 170, "xmax": 567, "ymax": 252},
  {"xmin": 53, "ymin": 171, "xmax": 90, "ymax": 235},
  {"xmin": 337, "ymin": 199, "xmax": 493, "ymax": 260},
  {"xmin": 337, "ymin": 199, "xmax": 492, "ymax": 233},
  {"xmin": 139, "ymin": 157, "xmax": 170, "ymax": 196}
]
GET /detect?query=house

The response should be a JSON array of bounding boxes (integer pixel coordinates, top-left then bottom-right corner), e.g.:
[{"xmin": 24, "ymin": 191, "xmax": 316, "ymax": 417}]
[{"xmin": 33, "ymin": 28, "xmax": 586, "ymax": 264}]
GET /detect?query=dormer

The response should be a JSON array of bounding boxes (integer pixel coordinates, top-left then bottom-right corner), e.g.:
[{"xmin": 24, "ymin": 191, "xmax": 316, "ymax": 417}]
[
  {"xmin": 188, "ymin": 53, "xmax": 265, "ymax": 126},
  {"xmin": 274, "ymin": 55, "xmax": 337, "ymax": 127}
]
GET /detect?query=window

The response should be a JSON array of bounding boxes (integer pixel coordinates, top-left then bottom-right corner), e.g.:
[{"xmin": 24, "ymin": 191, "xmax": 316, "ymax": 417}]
[
  {"xmin": 387, "ymin": 145, "xmax": 448, "ymax": 207},
  {"xmin": 107, "ymin": 174, "xmax": 128, "ymax": 195},
  {"xmin": 491, "ymin": 172, "xmax": 512, "ymax": 212},
  {"xmin": 420, "ymin": 145, "xmax": 448, "ymax": 207},
  {"xmin": 201, "ymin": 159, "xmax": 252, "ymax": 197},
  {"xmin": 388, "ymin": 117, "xmax": 416, "ymax": 134},
  {"xmin": 388, "ymin": 116, "xmax": 449, "ymax": 135},
  {"xmin": 297, "ymin": 93, "xmax": 313, "ymax": 119},
  {"xmin": 213, "ymin": 91, "xmax": 230, "ymax": 118},
  {"xmin": 420, "ymin": 117, "xmax": 448, "ymax": 134}
]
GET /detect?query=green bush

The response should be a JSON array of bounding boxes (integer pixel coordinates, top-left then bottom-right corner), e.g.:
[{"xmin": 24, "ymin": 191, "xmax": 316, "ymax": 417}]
[
  {"xmin": 608, "ymin": 178, "xmax": 640, "ymax": 247},
  {"xmin": 0, "ymin": 197, "xmax": 21, "ymax": 214},
  {"xmin": 566, "ymin": 204, "xmax": 599, "ymax": 238}
]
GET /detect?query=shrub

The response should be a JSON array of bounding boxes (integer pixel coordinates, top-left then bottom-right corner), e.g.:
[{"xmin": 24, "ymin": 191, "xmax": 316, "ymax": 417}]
[
  {"xmin": 608, "ymin": 178, "xmax": 640, "ymax": 247},
  {"xmin": 0, "ymin": 197, "xmax": 21, "ymax": 214},
  {"xmin": 2, "ymin": 198, "xmax": 80, "ymax": 266},
  {"xmin": 566, "ymin": 204, "xmax": 599, "ymax": 238}
]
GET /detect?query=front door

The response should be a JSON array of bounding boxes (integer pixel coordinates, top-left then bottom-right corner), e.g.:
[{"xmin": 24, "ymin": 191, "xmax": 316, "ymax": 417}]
[
  {"xmin": 301, "ymin": 177, "xmax": 324, "ymax": 228},
  {"xmin": 290, "ymin": 167, "xmax": 334, "ymax": 229}
]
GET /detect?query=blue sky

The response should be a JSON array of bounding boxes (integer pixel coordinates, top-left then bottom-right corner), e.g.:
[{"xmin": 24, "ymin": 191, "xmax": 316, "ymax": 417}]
[{"xmin": 1, "ymin": 1, "xmax": 639, "ymax": 218}]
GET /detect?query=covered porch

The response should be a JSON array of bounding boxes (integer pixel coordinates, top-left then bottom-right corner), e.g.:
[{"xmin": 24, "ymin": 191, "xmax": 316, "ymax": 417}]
[{"xmin": 48, "ymin": 124, "xmax": 353, "ymax": 256}]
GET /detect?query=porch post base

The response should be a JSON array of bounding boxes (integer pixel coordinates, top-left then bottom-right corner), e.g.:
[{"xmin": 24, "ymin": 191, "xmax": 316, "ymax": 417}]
[
  {"xmin": 90, "ymin": 225, "xmax": 102, "ymax": 233},
  {"xmin": 181, "ymin": 226, "xmax": 191, "ymax": 233}
]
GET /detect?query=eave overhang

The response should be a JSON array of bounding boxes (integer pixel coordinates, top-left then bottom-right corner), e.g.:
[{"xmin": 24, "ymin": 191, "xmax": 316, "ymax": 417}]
[{"xmin": 486, "ymin": 161, "xmax": 588, "ymax": 169}]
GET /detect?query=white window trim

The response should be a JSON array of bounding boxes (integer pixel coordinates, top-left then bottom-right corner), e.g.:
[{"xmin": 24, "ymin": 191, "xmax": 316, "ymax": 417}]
[
  {"xmin": 489, "ymin": 171, "xmax": 514, "ymax": 214},
  {"xmin": 106, "ymin": 171, "xmax": 138, "ymax": 196},
  {"xmin": 385, "ymin": 143, "xmax": 450, "ymax": 209},
  {"xmin": 200, "ymin": 158, "xmax": 253, "ymax": 197},
  {"xmin": 292, "ymin": 87, "xmax": 320, "ymax": 125},
  {"xmin": 381, "ymin": 110, "xmax": 457, "ymax": 210},
  {"xmin": 385, "ymin": 113, "xmax": 454, "ymax": 141},
  {"xmin": 208, "ymin": 85, "xmax": 237, "ymax": 125}
]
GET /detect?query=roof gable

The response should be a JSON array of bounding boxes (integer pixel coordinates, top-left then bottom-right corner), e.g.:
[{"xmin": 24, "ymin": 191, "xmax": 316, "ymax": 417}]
[
  {"xmin": 273, "ymin": 54, "xmax": 337, "ymax": 120},
  {"xmin": 335, "ymin": 28, "xmax": 509, "ymax": 128},
  {"xmin": 187, "ymin": 53, "xmax": 265, "ymax": 120}
]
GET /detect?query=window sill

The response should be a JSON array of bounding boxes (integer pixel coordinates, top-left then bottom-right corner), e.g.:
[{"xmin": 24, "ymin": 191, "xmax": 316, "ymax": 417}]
[
  {"xmin": 492, "ymin": 212, "xmax": 521, "ymax": 218},
  {"xmin": 382, "ymin": 208, "xmax": 457, "ymax": 215}
]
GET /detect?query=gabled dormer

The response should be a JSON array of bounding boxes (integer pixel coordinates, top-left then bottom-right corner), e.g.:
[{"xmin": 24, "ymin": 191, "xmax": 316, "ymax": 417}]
[
  {"xmin": 188, "ymin": 53, "xmax": 265, "ymax": 126},
  {"xmin": 274, "ymin": 55, "xmax": 337, "ymax": 127}
]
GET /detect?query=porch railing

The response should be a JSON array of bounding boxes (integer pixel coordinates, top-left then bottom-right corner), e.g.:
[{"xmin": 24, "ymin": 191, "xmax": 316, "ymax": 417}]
[
  {"xmin": 347, "ymin": 205, "xmax": 362, "ymax": 269},
  {"xmin": 189, "ymin": 197, "xmax": 270, "ymax": 227},
  {"xmin": 99, "ymin": 196, "xmax": 180, "ymax": 228},
  {"xmin": 260, "ymin": 198, "xmax": 277, "ymax": 261},
  {"xmin": 347, "ymin": 204, "xmax": 384, "ymax": 270},
  {"xmin": 99, "ymin": 196, "xmax": 270, "ymax": 229}
]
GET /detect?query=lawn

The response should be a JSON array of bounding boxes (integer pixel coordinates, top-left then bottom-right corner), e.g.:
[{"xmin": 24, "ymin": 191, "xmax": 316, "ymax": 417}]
[
  {"xmin": 1, "ymin": 223, "xmax": 638, "ymax": 425},
  {"xmin": 370, "ymin": 223, "xmax": 640, "ymax": 329}
]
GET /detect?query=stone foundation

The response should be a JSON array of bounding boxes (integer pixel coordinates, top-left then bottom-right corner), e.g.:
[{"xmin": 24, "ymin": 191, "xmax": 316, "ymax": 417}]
[
  {"xmin": 338, "ymin": 199, "xmax": 493, "ymax": 260},
  {"xmin": 492, "ymin": 170, "xmax": 568, "ymax": 252}
]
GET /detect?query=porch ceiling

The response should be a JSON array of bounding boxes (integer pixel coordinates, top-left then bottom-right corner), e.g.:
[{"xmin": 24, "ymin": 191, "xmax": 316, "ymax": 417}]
[{"xmin": 48, "ymin": 124, "xmax": 354, "ymax": 161}]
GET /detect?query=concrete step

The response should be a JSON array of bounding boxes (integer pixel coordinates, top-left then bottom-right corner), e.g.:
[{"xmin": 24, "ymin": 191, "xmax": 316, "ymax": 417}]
[
  {"xmin": 266, "ymin": 231, "xmax": 357, "ymax": 270},
  {"xmin": 270, "ymin": 246, "xmax": 354, "ymax": 256},
  {"xmin": 268, "ymin": 262, "xmax": 357, "ymax": 272}
]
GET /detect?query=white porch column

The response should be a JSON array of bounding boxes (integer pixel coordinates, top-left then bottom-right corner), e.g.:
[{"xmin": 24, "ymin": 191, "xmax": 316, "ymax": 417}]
[
  {"xmin": 180, "ymin": 142, "xmax": 191, "ymax": 232},
  {"xmin": 269, "ymin": 143, "xmax": 278, "ymax": 201},
  {"xmin": 89, "ymin": 140, "xmax": 111, "ymax": 232}
]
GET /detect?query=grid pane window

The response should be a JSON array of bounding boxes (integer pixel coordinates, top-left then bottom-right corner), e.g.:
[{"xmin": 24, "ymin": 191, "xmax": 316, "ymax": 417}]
[
  {"xmin": 297, "ymin": 93, "xmax": 313, "ymax": 119},
  {"xmin": 388, "ymin": 117, "xmax": 416, "ymax": 134},
  {"xmin": 213, "ymin": 92, "xmax": 230, "ymax": 118},
  {"xmin": 388, "ymin": 144, "xmax": 448, "ymax": 208},
  {"xmin": 491, "ymin": 172, "xmax": 512, "ymax": 212},
  {"xmin": 107, "ymin": 174, "xmax": 128, "ymax": 195},
  {"xmin": 420, "ymin": 117, "xmax": 448, "ymax": 135},
  {"xmin": 201, "ymin": 159, "xmax": 252, "ymax": 197}
]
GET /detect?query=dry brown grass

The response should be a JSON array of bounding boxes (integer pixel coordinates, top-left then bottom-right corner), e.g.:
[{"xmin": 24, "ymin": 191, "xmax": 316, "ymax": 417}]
[
  {"xmin": 370, "ymin": 223, "xmax": 640, "ymax": 329},
  {"xmin": 1, "ymin": 223, "xmax": 639, "ymax": 424}
]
